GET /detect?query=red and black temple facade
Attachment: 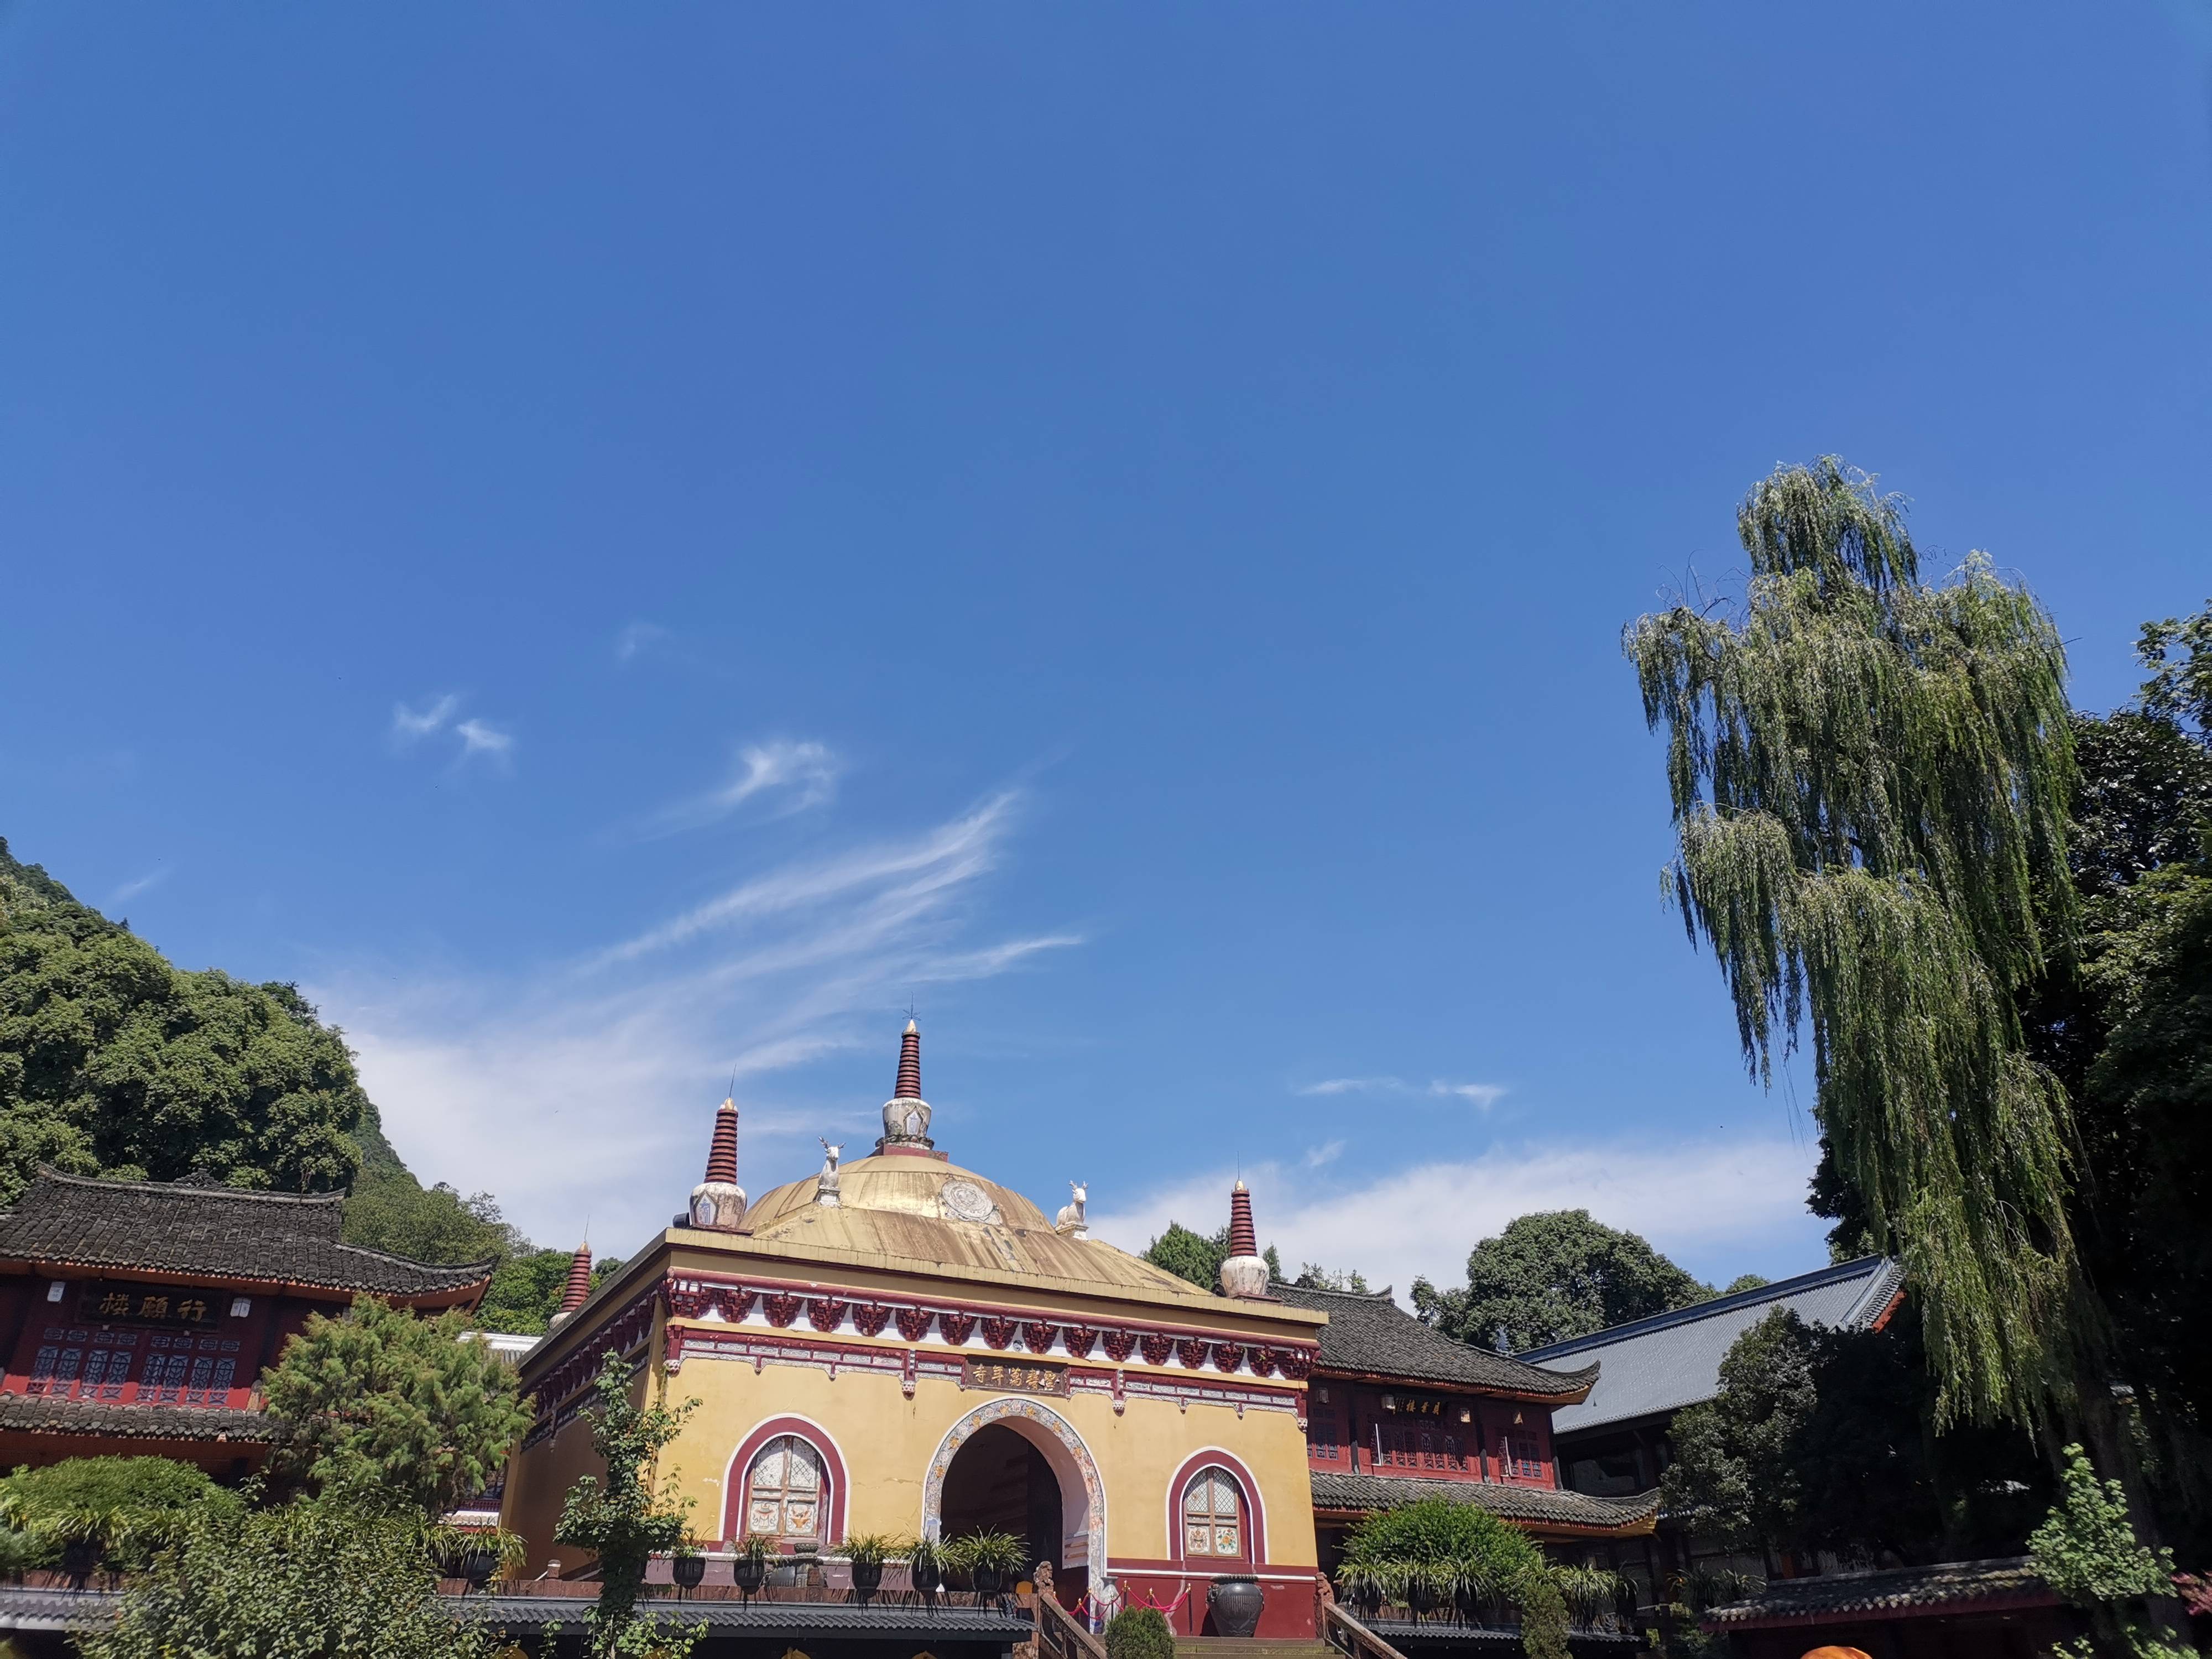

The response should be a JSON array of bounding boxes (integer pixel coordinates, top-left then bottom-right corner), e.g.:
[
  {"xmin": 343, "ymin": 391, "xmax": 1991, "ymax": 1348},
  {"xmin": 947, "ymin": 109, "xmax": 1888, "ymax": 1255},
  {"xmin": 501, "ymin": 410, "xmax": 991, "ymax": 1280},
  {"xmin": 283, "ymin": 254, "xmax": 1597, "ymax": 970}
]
[
  {"xmin": 0, "ymin": 1167, "xmax": 491, "ymax": 1477},
  {"xmin": 1269, "ymin": 1280, "xmax": 1659, "ymax": 1565}
]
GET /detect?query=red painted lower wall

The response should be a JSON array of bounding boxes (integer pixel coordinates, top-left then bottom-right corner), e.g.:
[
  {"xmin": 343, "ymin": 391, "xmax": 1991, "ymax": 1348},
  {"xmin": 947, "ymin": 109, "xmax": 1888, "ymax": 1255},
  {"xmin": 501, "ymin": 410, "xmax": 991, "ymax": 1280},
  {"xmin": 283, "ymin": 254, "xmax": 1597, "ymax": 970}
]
[{"xmin": 1107, "ymin": 1566, "xmax": 1317, "ymax": 1638}]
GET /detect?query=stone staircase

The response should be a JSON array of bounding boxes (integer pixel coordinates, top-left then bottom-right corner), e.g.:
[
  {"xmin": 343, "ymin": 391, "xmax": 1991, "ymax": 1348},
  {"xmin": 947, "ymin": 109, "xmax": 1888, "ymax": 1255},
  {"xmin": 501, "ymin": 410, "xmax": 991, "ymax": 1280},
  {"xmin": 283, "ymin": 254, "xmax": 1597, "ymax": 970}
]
[{"xmin": 1176, "ymin": 1640, "xmax": 1338, "ymax": 1659}]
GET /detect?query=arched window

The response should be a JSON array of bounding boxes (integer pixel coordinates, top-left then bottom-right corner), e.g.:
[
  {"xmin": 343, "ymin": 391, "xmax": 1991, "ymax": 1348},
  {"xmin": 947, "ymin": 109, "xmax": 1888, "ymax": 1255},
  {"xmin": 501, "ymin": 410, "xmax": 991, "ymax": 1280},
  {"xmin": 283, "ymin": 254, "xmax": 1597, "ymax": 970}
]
[
  {"xmin": 1181, "ymin": 1467, "xmax": 1245, "ymax": 1559},
  {"xmin": 746, "ymin": 1434, "xmax": 826, "ymax": 1540}
]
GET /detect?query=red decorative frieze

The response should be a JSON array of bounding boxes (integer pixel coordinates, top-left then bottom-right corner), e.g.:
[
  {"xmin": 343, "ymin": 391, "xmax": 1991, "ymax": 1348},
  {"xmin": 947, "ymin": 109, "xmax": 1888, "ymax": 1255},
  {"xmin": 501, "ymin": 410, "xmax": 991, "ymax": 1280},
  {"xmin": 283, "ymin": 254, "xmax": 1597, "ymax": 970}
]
[
  {"xmin": 1176, "ymin": 1337, "xmax": 1210, "ymax": 1369},
  {"xmin": 1271, "ymin": 1347, "xmax": 1314, "ymax": 1380},
  {"xmin": 1103, "ymin": 1329, "xmax": 1139, "ymax": 1362},
  {"xmin": 980, "ymin": 1316, "xmax": 1016, "ymax": 1350},
  {"xmin": 716, "ymin": 1287, "xmax": 758, "ymax": 1322},
  {"xmin": 763, "ymin": 1293, "xmax": 803, "ymax": 1329},
  {"xmin": 938, "ymin": 1311, "xmax": 977, "ymax": 1345},
  {"xmin": 852, "ymin": 1303, "xmax": 891, "ymax": 1337},
  {"xmin": 1140, "ymin": 1332, "xmax": 1175, "ymax": 1366},
  {"xmin": 806, "ymin": 1297, "xmax": 848, "ymax": 1332},
  {"xmin": 895, "ymin": 1306, "xmax": 936, "ymax": 1342},
  {"xmin": 1022, "ymin": 1321, "xmax": 1058, "ymax": 1355},
  {"xmin": 1213, "ymin": 1342, "xmax": 1245, "ymax": 1373},
  {"xmin": 1062, "ymin": 1326, "xmax": 1097, "ymax": 1359},
  {"xmin": 1248, "ymin": 1347, "xmax": 1276, "ymax": 1378}
]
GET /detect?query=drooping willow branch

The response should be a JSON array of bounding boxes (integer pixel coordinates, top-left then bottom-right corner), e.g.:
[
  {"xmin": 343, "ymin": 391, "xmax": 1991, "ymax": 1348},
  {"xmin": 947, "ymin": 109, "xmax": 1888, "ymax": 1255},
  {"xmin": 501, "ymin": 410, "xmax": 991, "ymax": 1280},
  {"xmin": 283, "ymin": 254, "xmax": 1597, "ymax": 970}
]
[{"xmin": 1625, "ymin": 457, "xmax": 2082, "ymax": 1427}]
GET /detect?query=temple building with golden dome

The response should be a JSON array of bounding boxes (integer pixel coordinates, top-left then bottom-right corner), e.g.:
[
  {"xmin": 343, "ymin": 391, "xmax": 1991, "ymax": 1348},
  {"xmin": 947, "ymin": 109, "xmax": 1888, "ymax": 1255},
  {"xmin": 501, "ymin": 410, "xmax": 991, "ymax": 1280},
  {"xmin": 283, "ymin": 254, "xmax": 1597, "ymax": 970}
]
[{"xmin": 500, "ymin": 1023, "xmax": 1656, "ymax": 1642}]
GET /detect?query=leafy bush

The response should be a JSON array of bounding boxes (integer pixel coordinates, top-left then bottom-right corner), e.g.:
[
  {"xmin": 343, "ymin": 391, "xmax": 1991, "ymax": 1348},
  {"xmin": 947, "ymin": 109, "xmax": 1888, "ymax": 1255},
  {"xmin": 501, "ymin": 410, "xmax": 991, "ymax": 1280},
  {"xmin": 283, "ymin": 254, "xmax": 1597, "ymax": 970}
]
[
  {"xmin": 2029, "ymin": 1444, "xmax": 2189, "ymax": 1659},
  {"xmin": 1337, "ymin": 1494, "xmax": 1543, "ymax": 1616},
  {"xmin": 843, "ymin": 1532, "xmax": 900, "ymax": 1568},
  {"xmin": 79, "ymin": 1496, "xmax": 504, "ymax": 1659},
  {"xmin": 0, "ymin": 1457, "xmax": 236, "ymax": 1571},
  {"xmin": 262, "ymin": 1294, "xmax": 531, "ymax": 1517},
  {"xmin": 1104, "ymin": 1606, "xmax": 1176, "ymax": 1659}
]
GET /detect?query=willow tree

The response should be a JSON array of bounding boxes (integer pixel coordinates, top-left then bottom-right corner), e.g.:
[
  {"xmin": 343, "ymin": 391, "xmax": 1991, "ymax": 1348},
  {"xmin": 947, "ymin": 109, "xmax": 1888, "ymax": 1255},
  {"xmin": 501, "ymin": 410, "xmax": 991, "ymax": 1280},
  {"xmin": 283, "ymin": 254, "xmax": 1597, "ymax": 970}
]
[{"xmin": 1625, "ymin": 458, "xmax": 2080, "ymax": 1428}]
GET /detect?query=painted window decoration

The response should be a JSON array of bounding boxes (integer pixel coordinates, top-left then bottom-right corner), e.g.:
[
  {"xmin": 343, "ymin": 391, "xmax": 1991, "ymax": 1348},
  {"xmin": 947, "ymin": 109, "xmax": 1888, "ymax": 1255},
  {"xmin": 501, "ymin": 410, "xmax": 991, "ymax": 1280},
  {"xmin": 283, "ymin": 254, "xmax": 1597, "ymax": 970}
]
[
  {"xmin": 1500, "ymin": 1433, "xmax": 1543, "ymax": 1480},
  {"xmin": 1182, "ymin": 1467, "xmax": 1245, "ymax": 1559},
  {"xmin": 746, "ymin": 1434, "xmax": 826, "ymax": 1541}
]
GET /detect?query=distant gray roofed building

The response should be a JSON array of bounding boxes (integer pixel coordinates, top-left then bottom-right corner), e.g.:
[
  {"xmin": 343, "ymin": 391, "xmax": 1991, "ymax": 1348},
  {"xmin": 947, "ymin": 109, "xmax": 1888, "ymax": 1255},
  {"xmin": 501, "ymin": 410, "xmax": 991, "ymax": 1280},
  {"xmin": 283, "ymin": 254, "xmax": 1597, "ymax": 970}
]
[{"xmin": 1520, "ymin": 1255, "xmax": 1902, "ymax": 1434}]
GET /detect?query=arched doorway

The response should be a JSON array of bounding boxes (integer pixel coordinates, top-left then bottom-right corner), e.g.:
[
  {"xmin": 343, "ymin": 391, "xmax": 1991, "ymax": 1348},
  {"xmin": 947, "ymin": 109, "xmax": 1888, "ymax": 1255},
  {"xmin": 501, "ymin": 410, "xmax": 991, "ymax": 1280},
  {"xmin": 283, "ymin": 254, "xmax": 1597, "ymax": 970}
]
[
  {"xmin": 941, "ymin": 1425, "xmax": 1062, "ymax": 1583},
  {"xmin": 923, "ymin": 1397, "xmax": 1105, "ymax": 1610}
]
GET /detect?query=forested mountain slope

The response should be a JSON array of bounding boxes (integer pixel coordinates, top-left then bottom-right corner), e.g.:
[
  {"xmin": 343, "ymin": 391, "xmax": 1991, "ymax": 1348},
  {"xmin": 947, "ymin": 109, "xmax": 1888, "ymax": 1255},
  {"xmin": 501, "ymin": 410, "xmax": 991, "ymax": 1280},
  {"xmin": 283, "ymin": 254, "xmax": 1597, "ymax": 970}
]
[{"xmin": 0, "ymin": 840, "xmax": 603, "ymax": 1332}]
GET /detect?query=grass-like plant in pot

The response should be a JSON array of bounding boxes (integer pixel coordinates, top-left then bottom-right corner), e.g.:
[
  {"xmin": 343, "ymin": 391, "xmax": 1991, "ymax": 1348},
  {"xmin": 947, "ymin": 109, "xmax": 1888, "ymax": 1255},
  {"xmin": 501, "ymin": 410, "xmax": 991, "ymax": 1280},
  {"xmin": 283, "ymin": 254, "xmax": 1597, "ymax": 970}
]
[
  {"xmin": 732, "ymin": 1532, "xmax": 774, "ymax": 1599},
  {"xmin": 944, "ymin": 1530, "xmax": 1025, "ymax": 1597},
  {"xmin": 907, "ymin": 1534, "xmax": 945, "ymax": 1595},
  {"xmin": 844, "ymin": 1532, "xmax": 899, "ymax": 1599}
]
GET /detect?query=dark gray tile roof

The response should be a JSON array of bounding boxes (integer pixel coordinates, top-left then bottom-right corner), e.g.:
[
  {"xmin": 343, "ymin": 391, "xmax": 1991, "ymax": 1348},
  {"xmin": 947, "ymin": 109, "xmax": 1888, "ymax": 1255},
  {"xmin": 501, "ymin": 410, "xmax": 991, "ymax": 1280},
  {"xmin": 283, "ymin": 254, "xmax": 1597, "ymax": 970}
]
[
  {"xmin": 0, "ymin": 1585, "xmax": 1034, "ymax": 1639},
  {"xmin": 1704, "ymin": 1558, "xmax": 2053, "ymax": 1625},
  {"xmin": 455, "ymin": 1593, "xmax": 1038, "ymax": 1635},
  {"xmin": 0, "ymin": 1391, "xmax": 278, "ymax": 1443},
  {"xmin": 1521, "ymin": 1257, "xmax": 1904, "ymax": 1435},
  {"xmin": 1311, "ymin": 1470, "xmax": 1660, "ymax": 1533},
  {"xmin": 0, "ymin": 1584, "xmax": 117, "ymax": 1634},
  {"xmin": 1273, "ymin": 1284, "xmax": 1597, "ymax": 1398},
  {"xmin": 0, "ymin": 1168, "xmax": 491, "ymax": 1298}
]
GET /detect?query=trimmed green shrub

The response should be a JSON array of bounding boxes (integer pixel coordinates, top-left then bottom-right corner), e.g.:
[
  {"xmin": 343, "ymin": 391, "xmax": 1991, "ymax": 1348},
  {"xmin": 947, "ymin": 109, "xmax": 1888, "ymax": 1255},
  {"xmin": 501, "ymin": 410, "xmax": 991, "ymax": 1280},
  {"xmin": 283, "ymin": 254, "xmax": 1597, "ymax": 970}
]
[
  {"xmin": 0, "ymin": 1456, "xmax": 236, "ymax": 1571},
  {"xmin": 1105, "ymin": 1606, "xmax": 1176, "ymax": 1659},
  {"xmin": 1519, "ymin": 1572, "xmax": 1569, "ymax": 1659}
]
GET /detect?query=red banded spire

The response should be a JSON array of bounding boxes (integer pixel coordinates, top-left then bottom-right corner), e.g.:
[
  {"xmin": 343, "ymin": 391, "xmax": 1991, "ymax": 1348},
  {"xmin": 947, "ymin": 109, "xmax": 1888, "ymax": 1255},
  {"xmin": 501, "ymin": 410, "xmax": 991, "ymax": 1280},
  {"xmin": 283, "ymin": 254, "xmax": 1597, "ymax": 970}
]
[
  {"xmin": 1228, "ymin": 1180, "xmax": 1258, "ymax": 1260},
  {"xmin": 559, "ymin": 1240, "xmax": 593, "ymax": 1314},
  {"xmin": 705, "ymin": 1097, "xmax": 739, "ymax": 1185},
  {"xmin": 894, "ymin": 1019, "xmax": 922, "ymax": 1099}
]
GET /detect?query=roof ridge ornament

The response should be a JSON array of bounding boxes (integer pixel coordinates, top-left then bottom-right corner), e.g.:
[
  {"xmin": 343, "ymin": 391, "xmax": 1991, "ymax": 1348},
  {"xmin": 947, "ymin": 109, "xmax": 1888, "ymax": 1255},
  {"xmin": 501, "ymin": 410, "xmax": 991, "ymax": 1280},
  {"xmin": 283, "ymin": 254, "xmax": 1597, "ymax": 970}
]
[
  {"xmin": 1220, "ymin": 1179, "xmax": 1269, "ymax": 1300},
  {"xmin": 878, "ymin": 1019, "xmax": 935, "ymax": 1151},
  {"xmin": 689, "ymin": 1095, "xmax": 748, "ymax": 1232}
]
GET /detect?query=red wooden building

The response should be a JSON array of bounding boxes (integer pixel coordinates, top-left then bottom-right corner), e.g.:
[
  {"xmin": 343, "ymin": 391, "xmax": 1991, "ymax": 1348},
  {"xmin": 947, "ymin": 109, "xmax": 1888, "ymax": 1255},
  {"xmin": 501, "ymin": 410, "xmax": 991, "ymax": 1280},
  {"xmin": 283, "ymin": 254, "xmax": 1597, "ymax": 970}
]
[
  {"xmin": 1271, "ymin": 1279, "xmax": 1661, "ymax": 1571},
  {"xmin": 0, "ymin": 1168, "xmax": 492, "ymax": 1475}
]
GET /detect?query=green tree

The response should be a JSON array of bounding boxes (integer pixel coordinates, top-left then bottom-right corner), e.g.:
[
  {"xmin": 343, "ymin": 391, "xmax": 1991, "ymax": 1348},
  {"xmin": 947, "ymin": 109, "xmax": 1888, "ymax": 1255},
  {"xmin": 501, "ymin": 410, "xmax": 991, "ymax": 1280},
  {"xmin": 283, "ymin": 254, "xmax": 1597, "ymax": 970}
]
[
  {"xmin": 261, "ymin": 1293, "xmax": 531, "ymax": 1516},
  {"xmin": 81, "ymin": 1496, "xmax": 504, "ymax": 1659},
  {"xmin": 2030, "ymin": 1444, "xmax": 2190, "ymax": 1659},
  {"xmin": 1410, "ymin": 1210, "xmax": 1711, "ymax": 1350},
  {"xmin": 0, "ymin": 1455, "xmax": 236, "ymax": 1571},
  {"xmin": 0, "ymin": 842, "xmax": 366, "ymax": 1200},
  {"xmin": 1626, "ymin": 459, "xmax": 2080, "ymax": 1427},
  {"xmin": 1292, "ymin": 1262, "xmax": 1371, "ymax": 1292},
  {"xmin": 555, "ymin": 1353, "xmax": 703, "ymax": 1656},
  {"xmin": 1664, "ymin": 1305, "xmax": 2047, "ymax": 1569}
]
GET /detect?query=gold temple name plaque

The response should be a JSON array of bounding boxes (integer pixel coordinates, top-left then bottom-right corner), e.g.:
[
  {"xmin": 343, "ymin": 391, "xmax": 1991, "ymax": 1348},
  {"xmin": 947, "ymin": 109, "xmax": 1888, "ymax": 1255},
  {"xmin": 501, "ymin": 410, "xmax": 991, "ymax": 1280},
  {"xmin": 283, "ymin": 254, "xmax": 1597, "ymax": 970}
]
[{"xmin": 962, "ymin": 1358, "xmax": 1068, "ymax": 1396}]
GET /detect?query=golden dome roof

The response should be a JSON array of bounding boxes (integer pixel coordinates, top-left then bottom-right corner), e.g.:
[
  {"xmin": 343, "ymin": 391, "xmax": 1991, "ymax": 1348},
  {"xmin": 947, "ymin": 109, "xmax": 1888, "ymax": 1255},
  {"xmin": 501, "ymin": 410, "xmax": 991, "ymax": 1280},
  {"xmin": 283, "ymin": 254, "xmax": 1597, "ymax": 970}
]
[
  {"xmin": 746, "ymin": 1153, "xmax": 1051, "ymax": 1233},
  {"xmin": 731, "ymin": 1152, "xmax": 1214, "ymax": 1302}
]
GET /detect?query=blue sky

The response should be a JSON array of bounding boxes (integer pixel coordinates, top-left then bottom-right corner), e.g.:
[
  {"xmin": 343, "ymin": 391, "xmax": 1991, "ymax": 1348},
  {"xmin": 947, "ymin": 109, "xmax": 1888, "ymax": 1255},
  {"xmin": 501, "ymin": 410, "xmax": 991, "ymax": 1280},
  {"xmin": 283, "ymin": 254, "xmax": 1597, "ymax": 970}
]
[{"xmin": 4, "ymin": 4, "xmax": 2209, "ymax": 1299}]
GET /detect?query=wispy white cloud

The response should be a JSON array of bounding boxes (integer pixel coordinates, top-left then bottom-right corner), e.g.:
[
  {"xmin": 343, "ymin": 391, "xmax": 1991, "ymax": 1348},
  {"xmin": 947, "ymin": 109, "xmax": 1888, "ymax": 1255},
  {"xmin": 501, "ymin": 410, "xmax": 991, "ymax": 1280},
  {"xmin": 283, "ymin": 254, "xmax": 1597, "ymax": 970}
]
[
  {"xmin": 389, "ymin": 696, "xmax": 514, "ymax": 770},
  {"xmin": 640, "ymin": 741, "xmax": 842, "ymax": 837},
  {"xmin": 1296, "ymin": 1076, "xmax": 1506, "ymax": 1110},
  {"xmin": 1088, "ymin": 1136, "xmax": 1826, "ymax": 1307},
  {"xmin": 454, "ymin": 719, "xmax": 515, "ymax": 765},
  {"xmin": 1302, "ymin": 1140, "xmax": 1346, "ymax": 1168},
  {"xmin": 316, "ymin": 786, "xmax": 1074, "ymax": 1251},
  {"xmin": 390, "ymin": 695, "xmax": 459, "ymax": 746},
  {"xmin": 108, "ymin": 868, "xmax": 170, "ymax": 907},
  {"xmin": 615, "ymin": 622, "xmax": 671, "ymax": 663}
]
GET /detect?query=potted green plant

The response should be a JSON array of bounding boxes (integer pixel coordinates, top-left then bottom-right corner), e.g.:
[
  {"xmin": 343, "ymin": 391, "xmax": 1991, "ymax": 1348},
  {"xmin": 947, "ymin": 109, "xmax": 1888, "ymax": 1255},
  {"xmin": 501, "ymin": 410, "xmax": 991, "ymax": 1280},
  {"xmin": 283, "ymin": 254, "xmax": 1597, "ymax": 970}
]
[
  {"xmin": 844, "ymin": 1533, "xmax": 897, "ymax": 1600},
  {"xmin": 907, "ymin": 1534, "xmax": 945, "ymax": 1596},
  {"xmin": 732, "ymin": 1532, "xmax": 773, "ymax": 1600},
  {"xmin": 671, "ymin": 1539, "xmax": 708, "ymax": 1595},
  {"xmin": 950, "ymin": 1530, "xmax": 1025, "ymax": 1598}
]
